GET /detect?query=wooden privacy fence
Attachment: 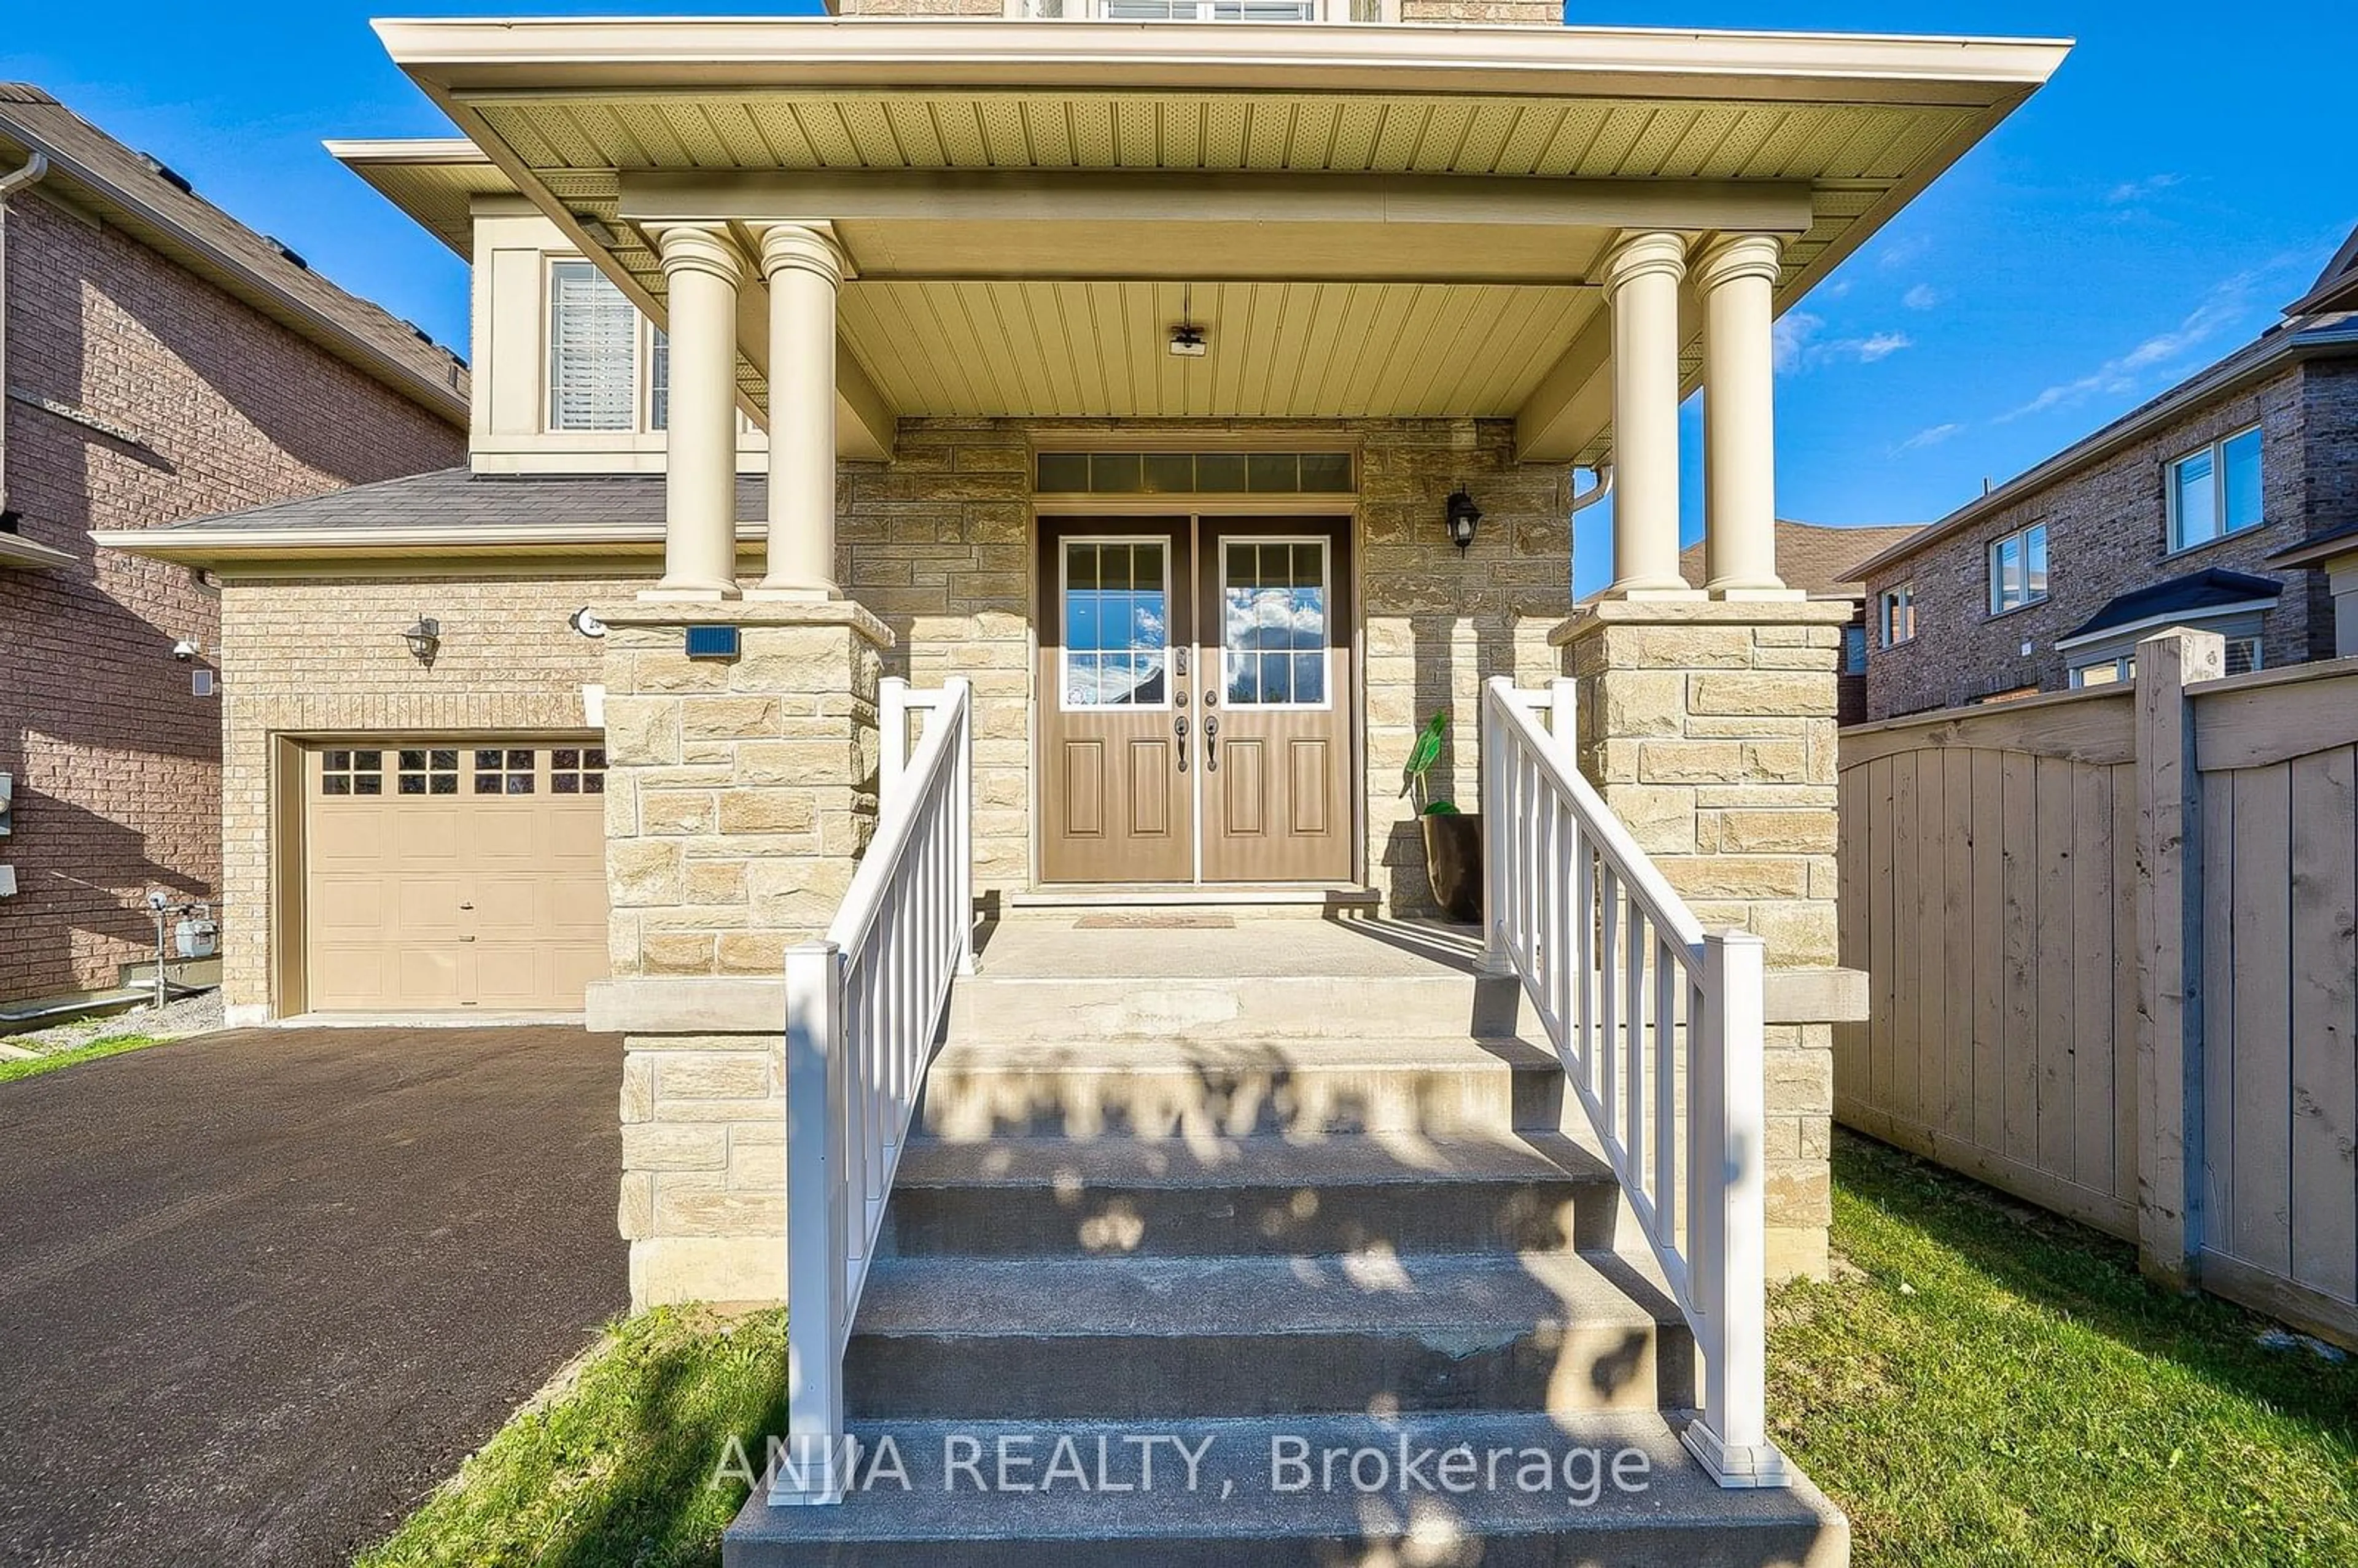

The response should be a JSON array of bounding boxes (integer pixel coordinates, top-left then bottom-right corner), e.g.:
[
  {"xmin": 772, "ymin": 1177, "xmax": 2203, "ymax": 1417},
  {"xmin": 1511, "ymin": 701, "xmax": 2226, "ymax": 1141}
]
[{"xmin": 1836, "ymin": 629, "xmax": 2358, "ymax": 1348}]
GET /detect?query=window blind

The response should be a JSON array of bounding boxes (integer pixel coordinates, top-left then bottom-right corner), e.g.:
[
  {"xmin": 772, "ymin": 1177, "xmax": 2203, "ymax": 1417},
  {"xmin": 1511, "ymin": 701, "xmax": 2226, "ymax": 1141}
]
[{"xmin": 549, "ymin": 261, "xmax": 637, "ymax": 431}]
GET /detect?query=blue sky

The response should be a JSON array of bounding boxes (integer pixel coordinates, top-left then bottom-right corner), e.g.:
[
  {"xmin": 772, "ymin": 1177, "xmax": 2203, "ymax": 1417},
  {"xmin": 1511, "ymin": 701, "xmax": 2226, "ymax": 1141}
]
[{"xmin": 4, "ymin": 2, "xmax": 2351, "ymax": 593}]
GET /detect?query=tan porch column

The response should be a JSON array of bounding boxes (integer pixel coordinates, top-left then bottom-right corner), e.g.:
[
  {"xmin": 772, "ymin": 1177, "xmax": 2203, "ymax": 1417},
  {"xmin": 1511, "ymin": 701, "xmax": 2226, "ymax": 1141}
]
[
  {"xmin": 647, "ymin": 225, "xmax": 744, "ymax": 602},
  {"xmin": 754, "ymin": 223, "xmax": 846, "ymax": 601},
  {"xmin": 1601, "ymin": 231, "xmax": 1698, "ymax": 598},
  {"xmin": 1697, "ymin": 235, "xmax": 1794, "ymax": 599}
]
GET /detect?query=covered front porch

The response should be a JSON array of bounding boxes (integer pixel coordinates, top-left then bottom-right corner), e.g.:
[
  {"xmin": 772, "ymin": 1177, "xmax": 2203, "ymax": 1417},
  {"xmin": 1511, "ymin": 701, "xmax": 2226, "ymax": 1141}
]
[{"xmin": 373, "ymin": 17, "xmax": 2058, "ymax": 919}]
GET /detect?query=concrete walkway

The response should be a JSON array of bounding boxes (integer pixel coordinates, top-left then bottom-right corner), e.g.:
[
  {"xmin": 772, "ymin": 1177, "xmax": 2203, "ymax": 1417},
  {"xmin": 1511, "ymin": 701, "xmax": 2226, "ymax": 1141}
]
[{"xmin": 0, "ymin": 1025, "xmax": 627, "ymax": 1567}]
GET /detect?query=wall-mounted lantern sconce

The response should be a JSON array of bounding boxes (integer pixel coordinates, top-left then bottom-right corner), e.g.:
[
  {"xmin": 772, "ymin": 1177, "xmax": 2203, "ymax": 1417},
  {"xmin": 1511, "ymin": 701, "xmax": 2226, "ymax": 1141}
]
[
  {"xmin": 1445, "ymin": 487, "xmax": 1482, "ymax": 554},
  {"xmin": 401, "ymin": 615, "xmax": 442, "ymax": 667}
]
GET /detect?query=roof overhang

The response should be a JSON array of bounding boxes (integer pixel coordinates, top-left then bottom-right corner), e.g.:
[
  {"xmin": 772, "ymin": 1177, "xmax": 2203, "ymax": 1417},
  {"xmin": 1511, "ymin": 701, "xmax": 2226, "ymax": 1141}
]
[
  {"xmin": 369, "ymin": 17, "xmax": 2068, "ymax": 463},
  {"xmin": 0, "ymin": 530, "xmax": 77, "ymax": 570},
  {"xmin": 2052, "ymin": 597, "xmax": 2279, "ymax": 654},
  {"xmin": 1, "ymin": 115, "xmax": 469, "ymax": 428},
  {"xmin": 327, "ymin": 136, "xmax": 511, "ymax": 257},
  {"xmin": 90, "ymin": 518, "xmax": 724, "ymax": 569}
]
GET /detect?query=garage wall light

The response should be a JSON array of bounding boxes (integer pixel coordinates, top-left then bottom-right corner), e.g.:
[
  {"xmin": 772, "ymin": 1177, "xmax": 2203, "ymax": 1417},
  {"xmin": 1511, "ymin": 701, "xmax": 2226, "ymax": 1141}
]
[{"xmin": 402, "ymin": 615, "xmax": 442, "ymax": 667}]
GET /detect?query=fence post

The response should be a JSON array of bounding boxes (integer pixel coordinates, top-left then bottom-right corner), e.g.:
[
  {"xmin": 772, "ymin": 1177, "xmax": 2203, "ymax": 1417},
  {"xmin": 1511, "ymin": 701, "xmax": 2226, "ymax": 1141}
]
[
  {"xmin": 1685, "ymin": 928, "xmax": 1789, "ymax": 1488},
  {"xmin": 878, "ymin": 675, "xmax": 911, "ymax": 812},
  {"xmin": 2133, "ymin": 627, "xmax": 2224, "ymax": 1291},
  {"xmin": 776, "ymin": 940, "xmax": 851, "ymax": 1505}
]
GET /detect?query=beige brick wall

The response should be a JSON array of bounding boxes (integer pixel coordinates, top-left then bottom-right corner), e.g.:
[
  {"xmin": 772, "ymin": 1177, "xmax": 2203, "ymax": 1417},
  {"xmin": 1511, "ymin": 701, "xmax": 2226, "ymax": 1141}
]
[
  {"xmin": 216, "ymin": 571, "xmax": 640, "ymax": 1019},
  {"xmin": 1, "ymin": 188, "xmax": 464, "ymax": 1003}
]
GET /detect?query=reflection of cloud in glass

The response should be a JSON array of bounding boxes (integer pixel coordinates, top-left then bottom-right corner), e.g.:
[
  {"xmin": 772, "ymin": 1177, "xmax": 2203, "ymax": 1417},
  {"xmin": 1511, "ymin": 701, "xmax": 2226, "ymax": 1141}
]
[
  {"xmin": 1224, "ymin": 586, "xmax": 1324, "ymax": 651},
  {"xmin": 1066, "ymin": 651, "xmax": 1167, "ymax": 707}
]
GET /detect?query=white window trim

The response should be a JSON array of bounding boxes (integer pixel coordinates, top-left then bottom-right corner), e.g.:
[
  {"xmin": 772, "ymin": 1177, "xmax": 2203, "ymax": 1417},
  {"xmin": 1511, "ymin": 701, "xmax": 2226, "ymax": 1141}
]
[
  {"xmin": 1057, "ymin": 536, "xmax": 1176, "ymax": 715},
  {"xmin": 1878, "ymin": 584, "xmax": 1916, "ymax": 647},
  {"xmin": 1219, "ymin": 534, "xmax": 1335, "ymax": 713},
  {"xmin": 544, "ymin": 255, "xmax": 669, "ymax": 436},
  {"xmin": 2165, "ymin": 424, "xmax": 2265, "ymax": 554},
  {"xmin": 1986, "ymin": 522, "xmax": 2049, "ymax": 617}
]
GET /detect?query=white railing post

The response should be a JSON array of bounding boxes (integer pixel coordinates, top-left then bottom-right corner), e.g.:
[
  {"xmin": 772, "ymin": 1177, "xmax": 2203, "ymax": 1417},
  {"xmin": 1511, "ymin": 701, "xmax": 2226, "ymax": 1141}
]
[
  {"xmin": 776, "ymin": 939, "xmax": 852, "ymax": 1505},
  {"xmin": 947, "ymin": 677, "xmax": 976, "ymax": 976},
  {"xmin": 1684, "ymin": 928, "xmax": 1788, "ymax": 1488},
  {"xmin": 1479, "ymin": 680, "xmax": 1512, "ymax": 974},
  {"xmin": 1547, "ymin": 675, "xmax": 1578, "ymax": 752},
  {"xmin": 878, "ymin": 675, "xmax": 911, "ymax": 810}
]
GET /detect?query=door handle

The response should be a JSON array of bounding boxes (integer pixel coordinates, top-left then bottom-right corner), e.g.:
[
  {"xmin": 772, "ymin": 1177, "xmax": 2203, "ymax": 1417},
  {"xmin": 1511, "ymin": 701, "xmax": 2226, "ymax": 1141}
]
[
  {"xmin": 1204, "ymin": 715, "xmax": 1219, "ymax": 772},
  {"xmin": 1175, "ymin": 716, "xmax": 1189, "ymax": 772}
]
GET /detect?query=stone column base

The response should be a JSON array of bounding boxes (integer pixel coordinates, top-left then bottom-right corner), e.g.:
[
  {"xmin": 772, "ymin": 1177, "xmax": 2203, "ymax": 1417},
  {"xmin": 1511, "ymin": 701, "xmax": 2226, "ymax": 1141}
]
[
  {"xmin": 1554, "ymin": 599, "xmax": 1864, "ymax": 1283},
  {"xmin": 591, "ymin": 602, "xmax": 891, "ymax": 1312}
]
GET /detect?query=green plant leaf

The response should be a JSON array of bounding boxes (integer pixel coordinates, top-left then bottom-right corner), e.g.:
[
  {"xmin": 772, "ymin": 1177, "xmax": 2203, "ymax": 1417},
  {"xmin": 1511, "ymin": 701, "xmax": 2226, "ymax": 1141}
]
[
  {"xmin": 1423, "ymin": 800, "xmax": 1461, "ymax": 816},
  {"xmin": 1400, "ymin": 709, "xmax": 1448, "ymax": 790}
]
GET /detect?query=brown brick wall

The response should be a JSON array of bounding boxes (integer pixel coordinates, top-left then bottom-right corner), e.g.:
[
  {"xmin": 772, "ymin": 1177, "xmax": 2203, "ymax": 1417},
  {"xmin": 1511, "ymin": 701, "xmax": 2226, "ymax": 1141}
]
[
  {"xmin": 1861, "ymin": 362, "xmax": 2332, "ymax": 721},
  {"xmin": 0, "ymin": 188, "xmax": 464, "ymax": 1003}
]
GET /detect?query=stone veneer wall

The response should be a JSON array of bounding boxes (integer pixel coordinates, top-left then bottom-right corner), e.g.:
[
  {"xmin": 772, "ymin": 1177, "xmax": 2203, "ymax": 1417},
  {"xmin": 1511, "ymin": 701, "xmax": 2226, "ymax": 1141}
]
[
  {"xmin": 1557, "ymin": 600, "xmax": 1853, "ymax": 1280},
  {"xmin": 594, "ymin": 601, "xmax": 889, "ymax": 1308},
  {"xmin": 839, "ymin": 416, "xmax": 1573, "ymax": 914},
  {"xmin": 215, "ymin": 571, "xmax": 641, "ymax": 1022}
]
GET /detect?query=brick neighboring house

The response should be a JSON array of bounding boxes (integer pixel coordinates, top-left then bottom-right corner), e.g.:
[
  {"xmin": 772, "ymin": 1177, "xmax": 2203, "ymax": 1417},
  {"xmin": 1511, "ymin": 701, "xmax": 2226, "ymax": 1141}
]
[
  {"xmin": 1676, "ymin": 519, "xmax": 1920, "ymax": 724},
  {"xmin": 0, "ymin": 85, "xmax": 468, "ymax": 1012},
  {"xmin": 1854, "ymin": 231, "xmax": 2358, "ymax": 721}
]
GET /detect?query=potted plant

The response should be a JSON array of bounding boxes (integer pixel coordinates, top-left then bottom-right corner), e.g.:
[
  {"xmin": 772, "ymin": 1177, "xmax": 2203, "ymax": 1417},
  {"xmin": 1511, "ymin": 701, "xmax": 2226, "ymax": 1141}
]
[{"xmin": 1403, "ymin": 710, "xmax": 1482, "ymax": 923}]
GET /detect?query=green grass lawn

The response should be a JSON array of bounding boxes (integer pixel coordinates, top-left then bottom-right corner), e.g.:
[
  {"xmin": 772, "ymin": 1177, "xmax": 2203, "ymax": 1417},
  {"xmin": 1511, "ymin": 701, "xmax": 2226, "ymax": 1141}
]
[
  {"xmin": 354, "ymin": 1135, "xmax": 2358, "ymax": 1567},
  {"xmin": 0, "ymin": 1033, "xmax": 166, "ymax": 1084},
  {"xmin": 1773, "ymin": 1131, "xmax": 2358, "ymax": 1567},
  {"xmin": 356, "ymin": 1306, "xmax": 786, "ymax": 1568}
]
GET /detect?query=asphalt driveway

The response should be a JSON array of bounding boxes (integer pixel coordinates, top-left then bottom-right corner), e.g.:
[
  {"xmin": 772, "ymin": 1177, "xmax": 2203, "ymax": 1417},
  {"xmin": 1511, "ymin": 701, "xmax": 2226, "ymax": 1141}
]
[{"xmin": 0, "ymin": 1025, "xmax": 628, "ymax": 1567}]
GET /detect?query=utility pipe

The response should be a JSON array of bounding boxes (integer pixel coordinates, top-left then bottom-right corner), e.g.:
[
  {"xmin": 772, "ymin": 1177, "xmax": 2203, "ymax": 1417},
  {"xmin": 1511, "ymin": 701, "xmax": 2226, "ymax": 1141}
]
[{"xmin": 0, "ymin": 153, "xmax": 53, "ymax": 528}]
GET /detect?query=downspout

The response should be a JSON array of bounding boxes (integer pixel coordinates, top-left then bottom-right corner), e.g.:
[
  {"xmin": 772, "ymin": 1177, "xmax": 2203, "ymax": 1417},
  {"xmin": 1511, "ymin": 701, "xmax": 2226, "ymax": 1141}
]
[
  {"xmin": 0, "ymin": 153, "xmax": 53, "ymax": 529},
  {"xmin": 1569, "ymin": 460, "xmax": 1615, "ymax": 563}
]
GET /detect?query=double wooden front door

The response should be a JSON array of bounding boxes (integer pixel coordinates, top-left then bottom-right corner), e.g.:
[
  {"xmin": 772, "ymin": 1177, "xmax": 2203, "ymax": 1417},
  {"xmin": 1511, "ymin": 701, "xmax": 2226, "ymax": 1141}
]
[{"xmin": 1037, "ymin": 516, "xmax": 1353, "ymax": 885}]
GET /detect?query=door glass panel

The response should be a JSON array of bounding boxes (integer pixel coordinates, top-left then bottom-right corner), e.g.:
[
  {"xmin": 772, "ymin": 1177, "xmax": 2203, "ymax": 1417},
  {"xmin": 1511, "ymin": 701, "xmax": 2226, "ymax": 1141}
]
[
  {"xmin": 1222, "ymin": 538, "xmax": 1329, "ymax": 708},
  {"xmin": 1062, "ymin": 540, "xmax": 1169, "ymax": 708}
]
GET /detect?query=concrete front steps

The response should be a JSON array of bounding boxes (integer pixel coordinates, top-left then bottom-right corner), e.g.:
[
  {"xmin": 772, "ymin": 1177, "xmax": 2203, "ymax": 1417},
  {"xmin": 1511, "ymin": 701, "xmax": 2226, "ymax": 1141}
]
[{"xmin": 725, "ymin": 922, "xmax": 1847, "ymax": 1567}]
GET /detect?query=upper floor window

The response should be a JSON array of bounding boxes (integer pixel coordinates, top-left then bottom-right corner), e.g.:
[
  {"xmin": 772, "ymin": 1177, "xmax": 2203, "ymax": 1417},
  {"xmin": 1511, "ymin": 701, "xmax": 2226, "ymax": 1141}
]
[
  {"xmin": 2168, "ymin": 425, "xmax": 2263, "ymax": 551},
  {"xmin": 1988, "ymin": 522, "xmax": 2047, "ymax": 616},
  {"xmin": 548, "ymin": 260, "xmax": 668, "ymax": 433},
  {"xmin": 1842, "ymin": 624, "xmax": 1867, "ymax": 675},
  {"xmin": 1878, "ymin": 584, "xmax": 1916, "ymax": 646}
]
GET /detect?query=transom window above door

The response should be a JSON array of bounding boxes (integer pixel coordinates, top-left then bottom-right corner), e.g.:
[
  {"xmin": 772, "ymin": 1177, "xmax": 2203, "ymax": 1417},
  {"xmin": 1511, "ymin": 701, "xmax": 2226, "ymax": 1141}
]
[
  {"xmin": 1222, "ymin": 539, "xmax": 1329, "ymax": 708},
  {"xmin": 1060, "ymin": 539, "xmax": 1170, "ymax": 709},
  {"xmin": 1035, "ymin": 451, "xmax": 1353, "ymax": 495}
]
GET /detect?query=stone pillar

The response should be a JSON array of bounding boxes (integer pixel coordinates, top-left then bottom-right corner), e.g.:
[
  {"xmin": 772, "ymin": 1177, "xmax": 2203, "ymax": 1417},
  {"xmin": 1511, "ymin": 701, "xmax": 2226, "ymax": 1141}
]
[
  {"xmin": 1555, "ymin": 599, "xmax": 1864, "ymax": 1281},
  {"xmin": 1695, "ymin": 235, "xmax": 1791, "ymax": 599},
  {"xmin": 585, "ymin": 599, "xmax": 892, "ymax": 1309},
  {"xmin": 755, "ymin": 223, "xmax": 846, "ymax": 601},
  {"xmin": 1601, "ymin": 231, "xmax": 1697, "ymax": 599},
  {"xmin": 649, "ymin": 225, "xmax": 745, "ymax": 602}
]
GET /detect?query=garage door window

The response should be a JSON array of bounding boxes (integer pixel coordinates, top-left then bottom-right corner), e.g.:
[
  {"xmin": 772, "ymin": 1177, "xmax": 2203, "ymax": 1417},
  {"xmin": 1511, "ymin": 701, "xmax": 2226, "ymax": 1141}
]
[
  {"xmin": 551, "ymin": 747, "xmax": 607, "ymax": 794},
  {"xmin": 397, "ymin": 748, "xmax": 461, "ymax": 795},
  {"xmin": 319, "ymin": 750, "xmax": 383, "ymax": 796},
  {"xmin": 476, "ymin": 748, "xmax": 537, "ymax": 796}
]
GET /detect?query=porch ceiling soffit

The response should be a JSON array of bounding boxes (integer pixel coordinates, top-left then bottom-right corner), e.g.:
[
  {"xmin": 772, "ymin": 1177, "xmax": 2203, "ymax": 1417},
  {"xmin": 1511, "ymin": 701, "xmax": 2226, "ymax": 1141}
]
[{"xmin": 375, "ymin": 19, "xmax": 2066, "ymax": 462}]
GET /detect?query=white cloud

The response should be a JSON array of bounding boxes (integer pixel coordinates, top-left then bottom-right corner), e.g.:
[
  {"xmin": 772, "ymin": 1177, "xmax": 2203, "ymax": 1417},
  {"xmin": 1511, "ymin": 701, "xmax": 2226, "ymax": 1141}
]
[
  {"xmin": 1775, "ymin": 312, "xmax": 1913, "ymax": 373},
  {"xmin": 1999, "ymin": 271, "xmax": 2255, "ymax": 421},
  {"xmin": 1875, "ymin": 233, "xmax": 1931, "ymax": 270},
  {"xmin": 1896, "ymin": 422, "xmax": 1965, "ymax": 454},
  {"xmin": 1903, "ymin": 284, "xmax": 1942, "ymax": 310},
  {"xmin": 2106, "ymin": 173, "xmax": 2183, "ymax": 205}
]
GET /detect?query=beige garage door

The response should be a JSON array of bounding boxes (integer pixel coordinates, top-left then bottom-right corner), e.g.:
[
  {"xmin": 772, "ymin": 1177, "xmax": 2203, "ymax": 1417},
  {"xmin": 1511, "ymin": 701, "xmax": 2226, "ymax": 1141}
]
[{"xmin": 304, "ymin": 742, "xmax": 610, "ymax": 1012}]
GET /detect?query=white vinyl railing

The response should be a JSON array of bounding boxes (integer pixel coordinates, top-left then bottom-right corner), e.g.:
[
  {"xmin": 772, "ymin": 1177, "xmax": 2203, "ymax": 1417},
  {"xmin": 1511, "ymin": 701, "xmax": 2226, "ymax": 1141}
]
[
  {"xmin": 773, "ymin": 677, "xmax": 975, "ymax": 1506},
  {"xmin": 1479, "ymin": 676, "xmax": 1788, "ymax": 1489}
]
